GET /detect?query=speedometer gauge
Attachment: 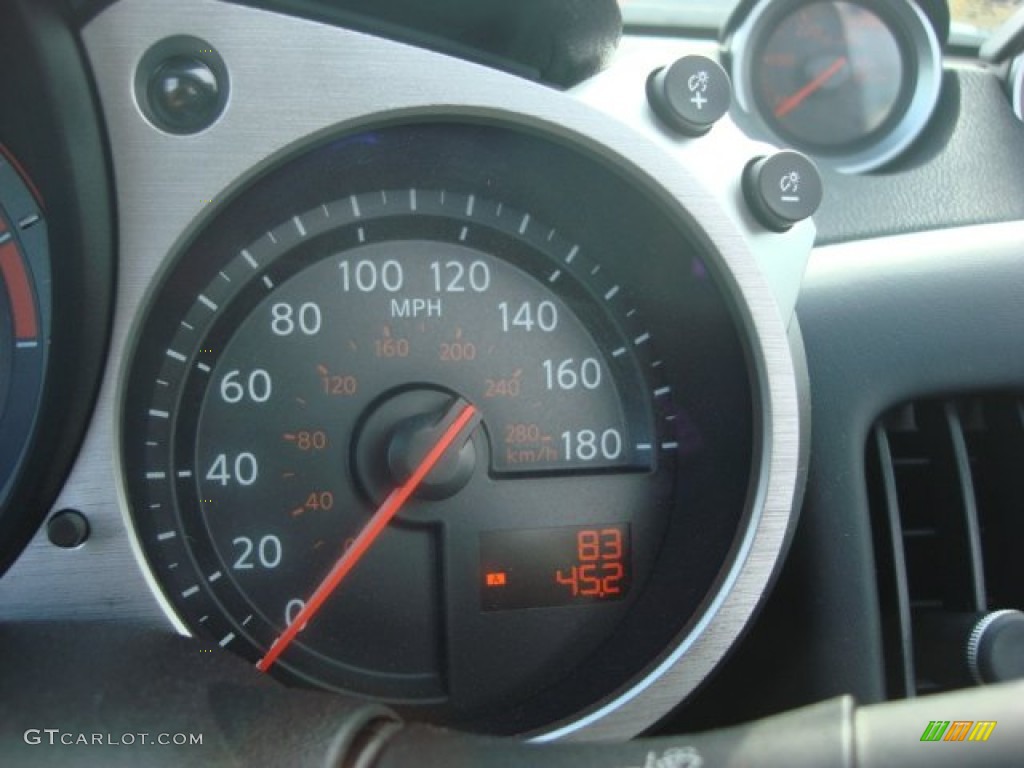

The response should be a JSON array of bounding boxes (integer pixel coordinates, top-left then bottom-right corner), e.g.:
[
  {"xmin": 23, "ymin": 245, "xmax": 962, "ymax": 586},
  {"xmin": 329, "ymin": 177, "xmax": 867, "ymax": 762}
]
[
  {"xmin": 121, "ymin": 122, "xmax": 758, "ymax": 734},
  {"xmin": 728, "ymin": 0, "xmax": 943, "ymax": 173}
]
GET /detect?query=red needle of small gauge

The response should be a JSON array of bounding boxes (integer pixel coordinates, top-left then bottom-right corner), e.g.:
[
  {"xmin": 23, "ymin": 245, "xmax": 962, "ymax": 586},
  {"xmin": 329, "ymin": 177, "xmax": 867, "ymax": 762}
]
[
  {"xmin": 256, "ymin": 400, "xmax": 479, "ymax": 673},
  {"xmin": 774, "ymin": 56, "xmax": 848, "ymax": 118}
]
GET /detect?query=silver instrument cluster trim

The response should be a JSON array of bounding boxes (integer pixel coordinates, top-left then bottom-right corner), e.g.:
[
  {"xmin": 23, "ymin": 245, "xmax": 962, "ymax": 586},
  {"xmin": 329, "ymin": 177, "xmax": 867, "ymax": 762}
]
[
  {"xmin": 728, "ymin": 0, "xmax": 943, "ymax": 174},
  {"xmin": 1011, "ymin": 54, "xmax": 1023, "ymax": 121},
  {"xmin": 0, "ymin": 0, "xmax": 808, "ymax": 740}
]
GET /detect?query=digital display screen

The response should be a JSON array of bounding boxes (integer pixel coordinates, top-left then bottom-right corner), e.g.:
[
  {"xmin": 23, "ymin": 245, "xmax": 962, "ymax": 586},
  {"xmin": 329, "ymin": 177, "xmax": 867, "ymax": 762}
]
[{"xmin": 480, "ymin": 524, "xmax": 631, "ymax": 611}]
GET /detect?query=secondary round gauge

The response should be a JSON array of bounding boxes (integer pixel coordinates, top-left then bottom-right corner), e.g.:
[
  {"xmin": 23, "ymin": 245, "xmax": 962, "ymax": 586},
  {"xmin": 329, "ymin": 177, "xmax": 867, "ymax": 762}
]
[
  {"xmin": 729, "ymin": 0, "xmax": 943, "ymax": 173},
  {"xmin": 0, "ymin": 148, "xmax": 47, "ymax": 510},
  {"xmin": 121, "ymin": 122, "xmax": 757, "ymax": 734}
]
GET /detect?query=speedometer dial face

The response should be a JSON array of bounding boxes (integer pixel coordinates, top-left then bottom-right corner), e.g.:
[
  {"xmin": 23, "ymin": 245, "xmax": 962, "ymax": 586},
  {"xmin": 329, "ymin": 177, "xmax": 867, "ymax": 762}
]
[{"xmin": 122, "ymin": 123, "xmax": 757, "ymax": 734}]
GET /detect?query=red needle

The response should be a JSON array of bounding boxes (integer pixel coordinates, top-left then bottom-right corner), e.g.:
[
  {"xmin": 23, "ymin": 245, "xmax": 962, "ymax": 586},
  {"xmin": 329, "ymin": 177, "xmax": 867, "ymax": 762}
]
[
  {"xmin": 256, "ymin": 400, "xmax": 479, "ymax": 673},
  {"xmin": 773, "ymin": 56, "xmax": 848, "ymax": 118}
]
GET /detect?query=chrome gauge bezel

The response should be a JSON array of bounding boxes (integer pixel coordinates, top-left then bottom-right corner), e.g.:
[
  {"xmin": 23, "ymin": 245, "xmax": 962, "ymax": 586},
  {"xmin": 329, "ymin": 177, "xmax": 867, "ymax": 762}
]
[
  {"xmin": 729, "ymin": 0, "xmax": 943, "ymax": 174},
  {"xmin": 9, "ymin": 0, "xmax": 810, "ymax": 741},
  {"xmin": 1011, "ymin": 55, "xmax": 1024, "ymax": 121}
]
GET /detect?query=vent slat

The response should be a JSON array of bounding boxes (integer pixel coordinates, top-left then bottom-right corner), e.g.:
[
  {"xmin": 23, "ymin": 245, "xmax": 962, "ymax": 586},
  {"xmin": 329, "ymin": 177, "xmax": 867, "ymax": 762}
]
[
  {"xmin": 867, "ymin": 425, "xmax": 916, "ymax": 697},
  {"xmin": 943, "ymin": 402, "xmax": 987, "ymax": 613}
]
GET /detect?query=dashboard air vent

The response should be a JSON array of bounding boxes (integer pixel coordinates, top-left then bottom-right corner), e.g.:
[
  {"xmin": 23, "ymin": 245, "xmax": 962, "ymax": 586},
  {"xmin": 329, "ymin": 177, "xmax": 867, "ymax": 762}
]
[{"xmin": 867, "ymin": 395, "xmax": 1024, "ymax": 698}]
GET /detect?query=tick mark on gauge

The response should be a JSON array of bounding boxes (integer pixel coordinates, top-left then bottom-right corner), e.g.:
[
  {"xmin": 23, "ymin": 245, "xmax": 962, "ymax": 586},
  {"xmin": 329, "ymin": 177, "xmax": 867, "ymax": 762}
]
[
  {"xmin": 208, "ymin": 571, "xmax": 222, "ymax": 583},
  {"xmin": 157, "ymin": 531, "xmax": 177, "ymax": 542},
  {"xmin": 409, "ymin": 188, "xmax": 417, "ymax": 211},
  {"xmin": 357, "ymin": 227, "xmax": 366, "ymax": 244},
  {"xmin": 262, "ymin": 276, "xmax": 274, "ymax": 289},
  {"xmin": 219, "ymin": 271, "xmax": 231, "ymax": 283},
  {"xmin": 177, "ymin": 470, "xmax": 193, "ymax": 479},
  {"xmin": 156, "ymin": 379, "xmax": 170, "ymax": 388},
  {"xmin": 662, "ymin": 442, "xmax": 679, "ymax": 451},
  {"xmin": 166, "ymin": 349, "xmax": 187, "ymax": 363},
  {"xmin": 604, "ymin": 285, "xmax": 620, "ymax": 301},
  {"xmin": 612, "ymin": 347, "xmax": 627, "ymax": 358},
  {"xmin": 549, "ymin": 269, "xmax": 562, "ymax": 283},
  {"xmin": 590, "ymin": 266, "xmax": 601, "ymax": 276},
  {"xmin": 634, "ymin": 333, "xmax": 650, "ymax": 346},
  {"xmin": 197, "ymin": 362, "xmax": 212, "ymax": 373},
  {"xmin": 180, "ymin": 320, "xmax": 195, "ymax": 331},
  {"xmin": 321, "ymin": 204, "xmax": 330, "ymax": 219},
  {"xmin": 466, "ymin": 195, "xmax": 475, "ymax": 217},
  {"xmin": 219, "ymin": 632, "xmax": 236, "ymax": 648},
  {"xmin": 199, "ymin": 615, "xmax": 209, "ymax": 624},
  {"xmin": 198, "ymin": 294, "xmax": 218, "ymax": 311},
  {"xmin": 15, "ymin": 340, "xmax": 37, "ymax": 349},
  {"xmin": 566, "ymin": 245, "xmax": 579, "ymax": 264},
  {"xmin": 626, "ymin": 309, "xmax": 637, "ymax": 318},
  {"xmin": 636, "ymin": 443, "xmax": 653, "ymax": 451},
  {"xmin": 18, "ymin": 214, "xmax": 40, "ymax": 230},
  {"xmin": 547, "ymin": 228, "xmax": 556, "ymax": 242},
  {"xmin": 267, "ymin": 231, "xmax": 278, "ymax": 245},
  {"xmin": 654, "ymin": 387, "xmax": 671, "ymax": 398},
  {"xmin": 242, "ymin": 615, "xmax": 253, "ymax": 626},
  {"xmin": 293, "ymin": 216, "xmax": 307, "ymax": 237},
  {"xmin": 146, "ymin": 471, "xmax": 167, "ymax": 480},
  {"xmin": 242, "ymin": 249, "xmax": 259, "ymax": 269},
  {"xmin": 182, "ymin": 586, "xmax": 200, "ymax": 598},
  {"xmin": 0, "ymin": 232, "xmax": 10, "ymax": 244},
  {"xmin": 149, "ymin": 409, "xmax": 170, "ymax": 419},
  {"xmin": 459, "ymin": 226, "xmax": 468, "ymax": 242},
  {"xmin": 350, "ymin": 195, "xmax": 362, "ymax": 218},
  {"xmin": 519, "ymin": 214, "xmax": 530, "ymax": 234}
]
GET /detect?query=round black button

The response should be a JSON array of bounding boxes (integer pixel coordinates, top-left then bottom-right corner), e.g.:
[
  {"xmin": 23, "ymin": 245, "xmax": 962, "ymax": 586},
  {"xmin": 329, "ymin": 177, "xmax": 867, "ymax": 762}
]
[
  {"xmin": 743, "ymin": 151, "xmax": 823, "ymax": 232},
  {"xmin": 46, "ymin": 509, "xmax": 90, "ymax": 549},
  {"xmin": 646, "ymin": 55, "xmax": 732, "ymax": 136},
  {"xmin": 147, "ymin": 56, "xmax": 223, "ymax": 135}
]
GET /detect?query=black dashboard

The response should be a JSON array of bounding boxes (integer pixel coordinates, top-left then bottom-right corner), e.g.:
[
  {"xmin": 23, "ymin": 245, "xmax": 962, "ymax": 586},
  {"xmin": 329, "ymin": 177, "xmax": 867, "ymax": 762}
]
[{"xmin": 1, "ymin": 1, "xmax": 1023, "ymax": 766}]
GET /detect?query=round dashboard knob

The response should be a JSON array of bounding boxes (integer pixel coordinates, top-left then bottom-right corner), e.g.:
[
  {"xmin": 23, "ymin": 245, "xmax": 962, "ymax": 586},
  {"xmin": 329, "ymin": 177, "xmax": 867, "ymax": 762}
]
[
  {"xmin": 914, "ymin": 609, "xmax": 1024, "ymax": 689},
  {"xmin": 967, "ymin": 609, "xmax": 1024, "ymax": 685}
]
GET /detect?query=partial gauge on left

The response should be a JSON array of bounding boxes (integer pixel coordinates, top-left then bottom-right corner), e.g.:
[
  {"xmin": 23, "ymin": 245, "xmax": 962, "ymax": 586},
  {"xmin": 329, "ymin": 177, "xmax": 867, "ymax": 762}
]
[
  {"xmin": 726, "ymin": 0, "xmax": 943, "ymax": 173},
  {"xmin": 0, "ymin": 147, "xmax": 48, "ymax": 516}
]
